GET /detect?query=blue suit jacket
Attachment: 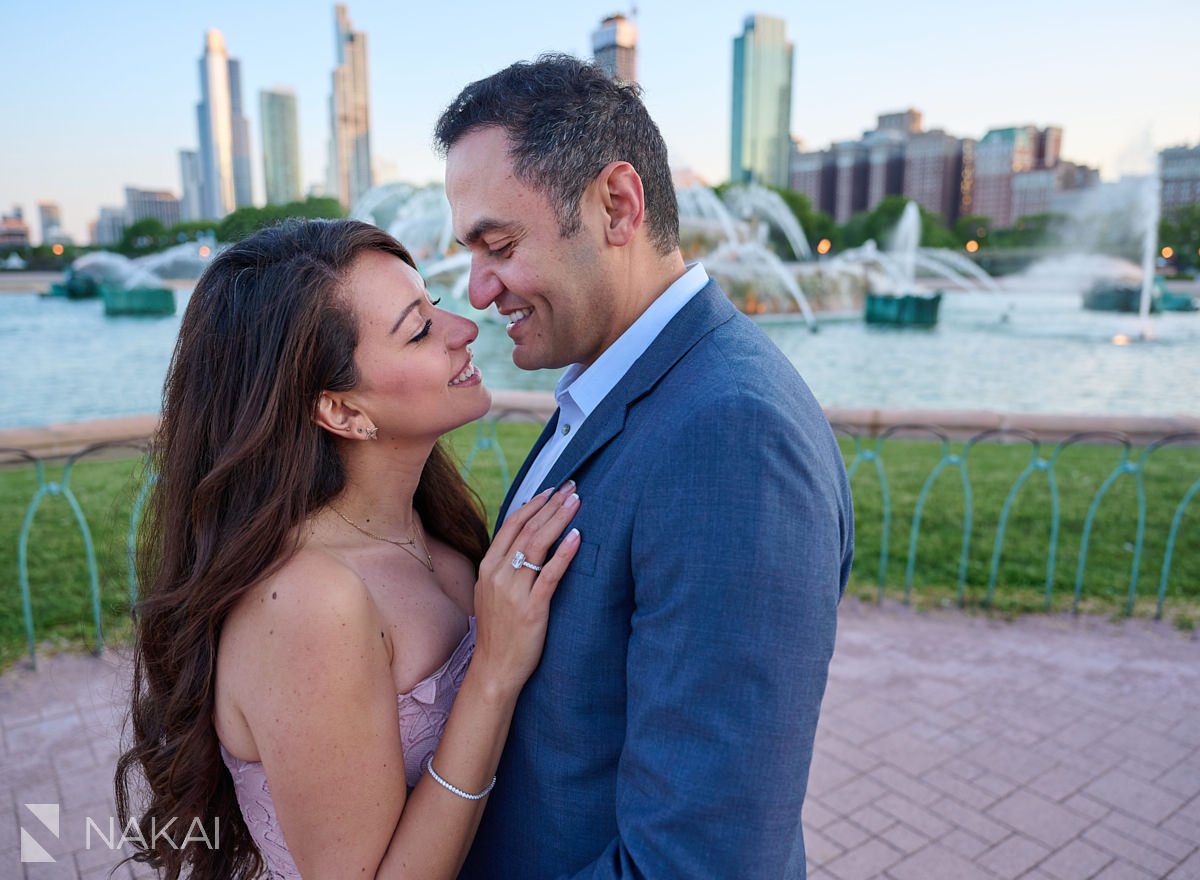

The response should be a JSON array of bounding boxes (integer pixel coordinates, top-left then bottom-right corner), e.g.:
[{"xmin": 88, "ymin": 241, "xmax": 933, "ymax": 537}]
[{"xmin": 461, "ymin": 279, "xmax": 853, "ymax": 879}]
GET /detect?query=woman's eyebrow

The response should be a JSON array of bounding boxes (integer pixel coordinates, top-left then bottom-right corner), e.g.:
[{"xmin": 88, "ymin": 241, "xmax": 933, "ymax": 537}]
[{"xmin": 389, "ymin": 298, "xmax": 424, "ymax": 335}]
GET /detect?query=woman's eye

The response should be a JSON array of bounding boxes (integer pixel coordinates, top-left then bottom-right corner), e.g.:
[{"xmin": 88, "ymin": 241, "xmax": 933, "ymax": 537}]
[
  {"xmin": 428, "ymin": 296, "xmax": 442, "ymax": 307},
  {"xmin": 410, "ymin": 319, "xmax": 433, "ymax": 343}
]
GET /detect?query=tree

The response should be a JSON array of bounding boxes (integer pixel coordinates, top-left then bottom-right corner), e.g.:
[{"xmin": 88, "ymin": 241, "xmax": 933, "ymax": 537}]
[
  {"xmin": 1161, "ymin": 204, "xmax": 1200, "ymax": 272},
  {"xmin": 217, "ymin": 196, "xmax": 346, "ymax": 242},
  {"xmin": 118, "ymin": 218, "xmax": 169, "ymax": 256}
]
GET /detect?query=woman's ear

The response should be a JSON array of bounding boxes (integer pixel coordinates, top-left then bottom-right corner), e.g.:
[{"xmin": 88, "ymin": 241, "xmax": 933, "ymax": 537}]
[{"xmin": 314, "ymin": 392, "xmax": 376, "ymax": 440}]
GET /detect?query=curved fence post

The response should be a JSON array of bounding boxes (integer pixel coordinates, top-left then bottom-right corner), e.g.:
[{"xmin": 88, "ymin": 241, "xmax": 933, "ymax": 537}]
[
  {"xmin": 1071, "ymin": 436, "xmax": 1137, "ymax": 614},
  {"xmin": 891, "ymin": 427, "xmax": 959, "ymax": 605},
  {"xmin": 964, "ymin": 430, "xmax": 1043, "ymax": 608},
  {"xmin": 1141, "ymin": 433, "xmax": 1200, "ymax": 619},
  {"xmin": 461, "ymin": 416, "xmax": 512, "ymax": 489},
  {"xmin": 838, "ymin": 427, "xmax": 891, "ymax": 600}
]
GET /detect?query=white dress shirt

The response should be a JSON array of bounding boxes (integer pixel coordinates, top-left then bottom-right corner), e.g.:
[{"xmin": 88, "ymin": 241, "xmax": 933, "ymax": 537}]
[{"xmin": 504, "ymin": 262, "xmax": 710, "ymax": 520}]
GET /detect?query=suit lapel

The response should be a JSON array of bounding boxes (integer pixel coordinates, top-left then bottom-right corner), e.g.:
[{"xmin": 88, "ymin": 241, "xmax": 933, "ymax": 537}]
[
  {"xmin": 538, "ymin": 279, "xmax": 738, "ymax": 493},
  {"xmin": 493, "ymin": 408, "xmax": 560, "ymax": 533}
]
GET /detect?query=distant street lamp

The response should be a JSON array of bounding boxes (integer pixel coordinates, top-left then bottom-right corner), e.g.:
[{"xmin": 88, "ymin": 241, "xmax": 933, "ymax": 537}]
[
  {"xmin": 51, "ymin": 244, "xmax": 64, "ymax": 256},
  {"xmin": 965, "ymin": 240, "xmax": 979, "ymax": 253},
  {"xmin": 198, "ymin": 246, "xmax": 211, "ymax": 257},
  {"xmin": 816, "ymin": 238, "xmax": 831, "ymax": 255},
  {"xmin": 1161, "ymin": 246, "xmax": 1174, "ymax": 259}
]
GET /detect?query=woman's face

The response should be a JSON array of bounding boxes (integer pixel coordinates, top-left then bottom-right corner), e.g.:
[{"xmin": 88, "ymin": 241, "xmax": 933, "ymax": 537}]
[{"xmin": 341, "ymin": 249, "xmax": 491, "ymax": 441}]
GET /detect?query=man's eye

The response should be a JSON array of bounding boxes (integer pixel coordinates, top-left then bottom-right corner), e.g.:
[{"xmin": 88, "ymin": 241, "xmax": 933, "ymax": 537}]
[
  {"xmin": 410, "ymin": 319, "xmax": 433, "ymax": 343},
  {"xmin": 487, "ymin": 242, "xmax": 514, "ymax": 259}
]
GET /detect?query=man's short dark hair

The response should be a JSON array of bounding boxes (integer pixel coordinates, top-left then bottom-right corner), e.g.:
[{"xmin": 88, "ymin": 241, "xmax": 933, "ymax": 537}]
[{"xmin": 434, "ymin": 54, "xmax": 680, "ymax": 255}]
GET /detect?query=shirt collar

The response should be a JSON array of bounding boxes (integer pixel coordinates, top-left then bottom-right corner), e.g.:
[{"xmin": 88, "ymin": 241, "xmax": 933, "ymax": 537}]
[{"xmin": 554, "ymin": 262, "xmax": 710, "ymax": 418}]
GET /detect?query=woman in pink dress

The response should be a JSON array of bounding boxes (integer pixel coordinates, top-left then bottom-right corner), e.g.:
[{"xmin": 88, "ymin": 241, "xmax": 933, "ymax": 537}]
[{"xmin": 114, "ymin": 219, "xmax": 581, "ymax": 879}]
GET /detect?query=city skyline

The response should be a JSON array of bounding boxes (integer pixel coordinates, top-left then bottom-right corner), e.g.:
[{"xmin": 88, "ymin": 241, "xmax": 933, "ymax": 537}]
[{"xmin": 3, "ymin": 0, "xmax": 1198, "ymax": 242}]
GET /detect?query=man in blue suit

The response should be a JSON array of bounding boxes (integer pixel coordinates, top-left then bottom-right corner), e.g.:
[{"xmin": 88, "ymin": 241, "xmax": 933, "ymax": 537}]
[{"xmin": 438, "ymin": 55, "xmax": 853, "ymax": 879}]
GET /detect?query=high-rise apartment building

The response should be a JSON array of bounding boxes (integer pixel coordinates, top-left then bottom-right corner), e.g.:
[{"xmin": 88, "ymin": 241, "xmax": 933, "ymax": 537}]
[
  {"xmin": 1160, "ymin": 144, "xmax": 1200, "ymax": 217},
  {"xmin": 38, "ymin": 201, "xmax": 63, "ymax": 245},
  {"xmin": 592, "ymin": 14, "xmax": 638, "ymax": 82},
  {"xmin": 93, "ymin": 207, "xmax": 128, "ymax": 247},
  {"xmin": 789, "ymin": 145, "xmax": 836, "ymax": 216},
  {"xmin": 261, "ymin": 88, "xmax": 304, "ymax": 205},
  {"xmin": 328, "ymin": 4, "xmax": 373, "ymax": 208},
  {"xmin": 0, "ymin": 206, "xmax": 30, "ymax": 248},
  {"xmin": 903, "ymin": 130, "xmax": 970, "ymax": 224},
  {"xmin": 197, "ymin": 30, "xmax": 236, "ymax": 219},
  {"xmin": 730, "ymin": 14, "xmax": 794, "ymax": 189},
  {"xmin": 179, "ymin": 150, "xmax": 203, "ymax": 221},
  {"xmin": 971, "ymin": 126, "xmax": 1037, "ymax": 228},
  {"xmin": 125, "ymin": 188, "xmax": 182, "ymax": 228},
  {"xmin": 228, "ymin": 58, "xmax": 254, "ymax": 209}
]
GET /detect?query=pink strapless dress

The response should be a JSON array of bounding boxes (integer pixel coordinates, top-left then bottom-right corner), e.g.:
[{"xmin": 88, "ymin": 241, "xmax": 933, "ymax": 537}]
[{"xmin": 220, "ymin": 617, "xmax": 476, "ymax": 879}]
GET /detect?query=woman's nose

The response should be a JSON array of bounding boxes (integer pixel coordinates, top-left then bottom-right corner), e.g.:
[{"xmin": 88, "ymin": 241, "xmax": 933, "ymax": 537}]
[{"xmin": 444, "ymin": 310, "xmax": 479, "ymax": 349}]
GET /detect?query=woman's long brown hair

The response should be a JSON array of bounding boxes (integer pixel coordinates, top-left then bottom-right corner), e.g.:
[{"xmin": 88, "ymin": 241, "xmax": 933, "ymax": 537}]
[{"xmin": 114, "ymin": 219, "xmax": 490, "ymax": 879}]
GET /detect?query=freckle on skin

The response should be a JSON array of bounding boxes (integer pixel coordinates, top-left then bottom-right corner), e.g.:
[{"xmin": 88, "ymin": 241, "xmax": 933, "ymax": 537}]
[{"xmin": 272, "ymin": 592, "xmax": 277, "ymax": 600}]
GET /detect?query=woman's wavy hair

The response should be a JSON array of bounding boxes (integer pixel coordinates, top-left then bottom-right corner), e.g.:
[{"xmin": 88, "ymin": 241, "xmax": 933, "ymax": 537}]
[{"xmin": 114, "ymin": 218, "xmax": 490, "ymax": 879}]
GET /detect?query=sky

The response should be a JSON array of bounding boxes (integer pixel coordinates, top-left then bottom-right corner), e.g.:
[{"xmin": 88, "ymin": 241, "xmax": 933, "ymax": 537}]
[{"xmin": 3, "ymin": 0, "xmax": 1198, "ymax": 243}]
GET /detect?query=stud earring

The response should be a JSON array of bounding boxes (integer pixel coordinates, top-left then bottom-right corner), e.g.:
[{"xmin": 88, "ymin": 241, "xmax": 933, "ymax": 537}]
[{"xmin": 365, "ymin": 427, "xmax": 378, "ymax": 440}]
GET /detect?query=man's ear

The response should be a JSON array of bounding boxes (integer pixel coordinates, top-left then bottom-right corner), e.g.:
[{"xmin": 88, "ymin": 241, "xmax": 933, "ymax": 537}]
[
  {"xmin": 596, "ymin": 161, "xmax": 645, "ymax": 247},
  {"xmin": 314, "ymin": 391, "xmax": 375, "ymax": 441}
]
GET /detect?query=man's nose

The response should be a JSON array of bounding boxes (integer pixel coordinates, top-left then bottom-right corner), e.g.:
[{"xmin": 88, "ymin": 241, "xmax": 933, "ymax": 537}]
[{"xmin": 467, "ymin": 258, "xmax": 503, "ymax": 312}]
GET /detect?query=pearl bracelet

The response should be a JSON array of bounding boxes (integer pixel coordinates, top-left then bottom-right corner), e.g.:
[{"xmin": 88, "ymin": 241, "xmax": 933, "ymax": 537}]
[{"xmin": 425, "ymin": 754, "xmax": 496, "ymax": 801}]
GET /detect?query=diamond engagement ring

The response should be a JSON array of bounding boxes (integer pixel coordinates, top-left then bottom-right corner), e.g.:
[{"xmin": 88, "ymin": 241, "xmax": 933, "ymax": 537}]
[{"xmin": 510, "ymin": 550, "xmax": 543, "ymax": 572}]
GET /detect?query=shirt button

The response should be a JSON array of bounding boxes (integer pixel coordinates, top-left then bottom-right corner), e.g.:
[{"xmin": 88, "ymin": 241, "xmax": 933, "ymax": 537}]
[{"xmin": 561, "ymin": 424, "xmax": 571, "ymax": 436}]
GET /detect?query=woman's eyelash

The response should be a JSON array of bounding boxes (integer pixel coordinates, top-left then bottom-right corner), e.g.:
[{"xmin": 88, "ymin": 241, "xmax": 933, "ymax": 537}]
[
  {"xmin": 428, "ymin": 296, "xmax": 442, "ymax": 306},
  {"xmin": 411, "ymin": 319, "xmax": 433, "ymax": 343}
]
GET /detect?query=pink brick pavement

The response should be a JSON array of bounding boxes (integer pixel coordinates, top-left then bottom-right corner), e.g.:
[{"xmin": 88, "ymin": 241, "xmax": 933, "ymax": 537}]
[{"xmin": 2, "ymin": 600, "xmax": 1197, "ymax": 879}]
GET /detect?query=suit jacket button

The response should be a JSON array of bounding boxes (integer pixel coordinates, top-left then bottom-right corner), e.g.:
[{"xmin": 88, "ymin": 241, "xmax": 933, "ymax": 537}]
[{"xmin": 561, "ymin": 424, "xmax": 571, "ymax": 436}]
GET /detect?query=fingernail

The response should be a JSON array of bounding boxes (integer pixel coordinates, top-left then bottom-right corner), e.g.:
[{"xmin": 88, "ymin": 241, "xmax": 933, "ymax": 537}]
[
  {"xmin": 565, "ymin": 492, "xmax": 580, "ymax": 507},
  {"xmin": 561, "ymin": 480, "xmax": 576, "ymax": 492},
  {"xmin": 568, "ymin": 528, "xmax": 580, "ymax": 541}
]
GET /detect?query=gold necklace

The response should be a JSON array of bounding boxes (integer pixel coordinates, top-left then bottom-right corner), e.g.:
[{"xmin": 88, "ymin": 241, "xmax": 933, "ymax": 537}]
[{"xmin": 330, "ymin": 506, "xmax": 434, "ymax": 572}]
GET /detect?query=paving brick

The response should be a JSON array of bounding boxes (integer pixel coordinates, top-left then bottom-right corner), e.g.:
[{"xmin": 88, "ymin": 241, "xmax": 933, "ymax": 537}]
[
  {"xmin": 1083, "ymin": 824, "xmax": 1178, "ymax": 878},
  {"xmin": 977, "ymin": 834, "xmax": 1051, "ymax": 878},
  {"xmin": 1167, "ymin": 849, "xmax": 1200, "ymax": 880},
  {"xmin": 1037, "ymin": 837, "xmax": 1115, "ymax": 880},
  {"xmin": 887, "ymin": 843, "xmax": 996, "ymax": 880},
  {"xmin": 1083, "ymin": 769, "xmax": 1187, "ymax": 824},
  {"xmin": 804, "ymin": 827, "xmax": 844, "ymax": 867},
  {"xmin": 988, "ymin": 789, "xmax": 1093, "ymax": 848},
  {"xmin": 940, "ymin": 828, "xmax": 991, "ymax": 860},
  {"xmin": 823, "ymin": 838, "xmax": 904, "ymax": 880},
  {"xmin": 823, "ymin": 818, "xmax": 871, "ymax": 850},
  {"xmin": 879, "ymin": 822, "xmax": 928, "ymax": 856},
  {"xmin": 822, "ymin": 776, "xmax": 890, "ymax": 816},
  {"xmin": 848, "ymin": 805, "xmax": 896, "ymax": 835},
  {"xmin": 1090, "ymin": 861, "xmax": 1157, "ymax": 880},
  {"xmin": 875, "ymin": 793, "xmax": 953, "ymax": 840},
  {"xmin": 1098, "ymin": 810, "xmax": 1195, "ymax": 862}
]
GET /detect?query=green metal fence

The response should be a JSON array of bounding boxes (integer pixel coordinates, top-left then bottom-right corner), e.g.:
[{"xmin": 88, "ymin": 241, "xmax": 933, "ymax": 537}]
[{"xmin": 4, "ymin": 423, "xmax": 1198, "ymax": 669}]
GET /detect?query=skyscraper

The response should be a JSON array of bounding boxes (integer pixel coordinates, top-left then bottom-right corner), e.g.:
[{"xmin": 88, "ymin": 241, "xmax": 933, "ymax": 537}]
[
  {"xmin": 179, "ymin": 150, "xmax": 203, "ymax": 221},
  {"xmin": 730, "ymin": 15, "xmax": 794, "ymax": 189},
  {"xmin": 228, "ymin": 58, "xmax": 254, "ymax": 209},
  {"xmin": 37, "ymin": 201, "xmax": 63, "ymax": 245},
  {"xmin": 197, "ymin": 30, "xmax": 236, "ymax": 220},
  {"xmin": 592, "ymin": 14, "xmax": 638, "ymax": 83},
  {"xmin": 261, "ymin": 88, "xmax": 303, "ymax": 205},
  {"xmin": 328, "ymin": 5, "xmax": 373, "ymax": 208},
  {"xmin": 125, "ymin": 188, "xmax": 182, "ymax": 228}
]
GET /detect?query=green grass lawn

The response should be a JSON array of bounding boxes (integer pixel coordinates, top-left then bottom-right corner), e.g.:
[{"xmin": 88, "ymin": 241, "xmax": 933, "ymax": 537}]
[{"xmin": 2, "ymin": 424, "xmax": 1197, "ymax": 670}]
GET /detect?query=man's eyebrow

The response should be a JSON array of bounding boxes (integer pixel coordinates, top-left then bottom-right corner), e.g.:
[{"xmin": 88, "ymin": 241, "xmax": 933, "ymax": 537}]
[
  {"xmin": 389, "ymin": 298, "xmax": 424, "ymax": 335},
  {"xmin": 457, "ymin": 218, "xmax": 512, "ymax": 248}
]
